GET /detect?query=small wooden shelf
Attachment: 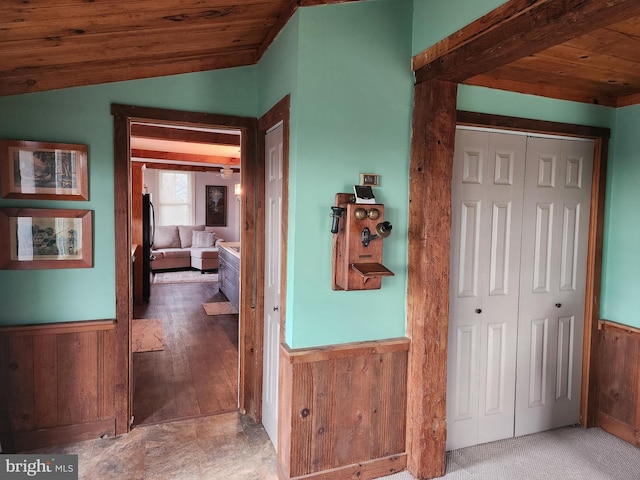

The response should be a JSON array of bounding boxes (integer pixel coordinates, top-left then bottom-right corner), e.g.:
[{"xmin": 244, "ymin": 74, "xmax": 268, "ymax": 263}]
[{"xmin": 351, "ymin": 263, "xmax": 394, "ymax": 284}]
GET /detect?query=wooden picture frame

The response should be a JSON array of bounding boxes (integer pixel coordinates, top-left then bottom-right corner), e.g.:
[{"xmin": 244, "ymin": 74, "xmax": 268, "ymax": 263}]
[
  {"xmin": 205, "ymin": 185, "xmax": 227, "ymax": 227},
  {"xmin": 0, "ymin": 208, "xmax": 93, "ymax": 269},
  {"xmin": 0, "ymin": 140, "xmax": 89, "ymax": 200},
  {"xmin": 359, "ymin": 173, "xmax": 380, "ymax": 186}
]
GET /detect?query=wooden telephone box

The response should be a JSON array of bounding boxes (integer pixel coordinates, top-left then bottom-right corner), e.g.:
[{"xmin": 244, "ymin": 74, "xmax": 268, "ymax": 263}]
[{"xmin": 332, "ymin": 193, "xmax": 394, "ymax": 291}]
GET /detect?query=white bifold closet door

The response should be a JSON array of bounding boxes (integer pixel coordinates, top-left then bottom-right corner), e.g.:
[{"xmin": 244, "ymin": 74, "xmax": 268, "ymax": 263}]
[
  {"xmin": 447, "ymin": 128, "xmax": 593, "ymax": 451},
  {"xmin": 515, "ymin": 136, "xmax": 593, "ymax": 437}
]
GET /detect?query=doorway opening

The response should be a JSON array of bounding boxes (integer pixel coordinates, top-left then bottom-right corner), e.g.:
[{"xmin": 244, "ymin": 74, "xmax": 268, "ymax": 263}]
[
  {"xmin": 111, "ymin": 104, "xmax": 260, "ymax": 436},
  {"xmin": 129, "ymin": 121, "xmax": 243, "ymax": 426}
]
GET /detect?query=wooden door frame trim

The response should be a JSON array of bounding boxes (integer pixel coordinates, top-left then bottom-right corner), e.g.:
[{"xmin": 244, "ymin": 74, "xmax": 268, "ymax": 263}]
[
  {"xmin": 111, "ymin": 104, "xmax": 258, "ymax": 433},
  {"xmin": 255, "ymin": 95, "xmax": 291, "ymax": 421}
]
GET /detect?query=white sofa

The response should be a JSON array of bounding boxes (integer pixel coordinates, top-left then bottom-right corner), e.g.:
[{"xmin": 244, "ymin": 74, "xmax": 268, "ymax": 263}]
[{"xmin": 151, "ymin": 224, "xmax": 222, "ymax": 272}]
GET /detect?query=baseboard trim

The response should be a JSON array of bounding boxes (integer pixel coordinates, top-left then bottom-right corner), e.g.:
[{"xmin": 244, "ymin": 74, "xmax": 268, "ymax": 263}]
[
  {"xmin": 8, "ymin": 419, "xmax": 115, "ymax": 453},
  {"xmin": 279, "ymin": 454, "xmax": 407, "ymax": 480},
  {"xmin": 596, "ymin": 412, "xmax": 639, "ymax": 448}
]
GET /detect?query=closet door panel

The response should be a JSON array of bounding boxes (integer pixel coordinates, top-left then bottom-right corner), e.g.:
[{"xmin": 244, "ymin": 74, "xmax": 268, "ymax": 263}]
[
  {"xmin": 515, "ymin": 137, "xmax": 593, "ymax": 437},
  {"xmin": 448, "ymin": 129, "xmax": 526, "ymax": 450}
]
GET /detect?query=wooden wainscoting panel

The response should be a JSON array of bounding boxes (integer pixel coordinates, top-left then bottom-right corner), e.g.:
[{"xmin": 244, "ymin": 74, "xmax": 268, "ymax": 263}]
[
  {"xmin": 596, "ymin": 320, "xmax": 640, "ymax": 447},
  {"xmin": 7, "ymin": 335, "xmax": 35, "ymax": 433},
  {"xmin": 279, "ymin": 338, "xmax": 409, "ymax": 480},
  {"xmin": 57, "ymin": 332, "xmax": 100, "ymax": 425},
  {"xmin": 98, "ymin": 328, "xmax": 118, "ymax": 421},
  {"xmin": 0, "ymin": 320, "xmax": 117, "ymax": 452},
  {"xmin": 33, "ymin": 334, "xmax": 58, "ymax": 430}
]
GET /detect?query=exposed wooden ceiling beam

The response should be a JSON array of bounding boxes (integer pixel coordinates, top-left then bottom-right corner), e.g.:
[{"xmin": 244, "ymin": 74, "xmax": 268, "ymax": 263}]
[
  {"xmin": 133, "ymin": 161, "xmax": 239, "ymax": 173},
  {"xmin": 413, "ymin": 0, "xmax": 640, "ymax": 84},
  {"xmin": 131, "ymin": 125, "xmax": 240, "ymax": 146},
  {"xmin": 131, "ymin": 149, "xmax": 239, "ymax": 165}
]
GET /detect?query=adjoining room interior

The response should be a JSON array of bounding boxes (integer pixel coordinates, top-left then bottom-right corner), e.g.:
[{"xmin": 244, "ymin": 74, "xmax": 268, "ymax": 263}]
[{"xmin": 129, "ymin": 121, "xmax": 243, "ymax": 427}]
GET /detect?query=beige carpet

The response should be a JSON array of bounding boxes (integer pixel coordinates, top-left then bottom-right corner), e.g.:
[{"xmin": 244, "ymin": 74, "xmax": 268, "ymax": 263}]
[
  {"xmin": 378, "ymin": 426, "xmax": 640, "ymax": 480},
  {"xmin": 153, "ymin": 270, "xmax": 218, "ymax": 284},
  {"xmin": 203, "ymin": 302, "xmax": 237, "ymax": 315},
  {"xmin": 132, "ymin": 318, "xmax": 164, "ymax": 352}
]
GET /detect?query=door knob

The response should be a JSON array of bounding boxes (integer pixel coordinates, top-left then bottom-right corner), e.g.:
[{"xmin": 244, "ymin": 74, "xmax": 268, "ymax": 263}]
[
  {"xmin": 555, "ymin": 303, "xmax": 562, "ymax": 308},
  {"xmin": 475, "ymin": 308, "xmax": 482, "ymax": 314},
  {"xmin": 273, "ymin": 306, "xmax": 279, "ymax": 311}
]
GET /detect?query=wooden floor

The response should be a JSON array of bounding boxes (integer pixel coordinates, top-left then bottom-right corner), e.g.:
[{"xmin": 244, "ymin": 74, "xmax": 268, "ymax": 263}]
[{"xmin": 132, "ymin": 280, "xmax": 239, "ymax": 427}]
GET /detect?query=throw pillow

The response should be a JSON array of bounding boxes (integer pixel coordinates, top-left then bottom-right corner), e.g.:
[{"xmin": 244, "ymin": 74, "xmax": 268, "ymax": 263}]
[
  {"xmin": 192, "ymin": 231, "xmax": 216, "ymax": 248},
  {"xmin": 153, "ymin": 226, "xmax": 181, "ymax": 249},
  {"xmin": 178, "ymin": 224, "xmax": 205, "ymax": 248}
]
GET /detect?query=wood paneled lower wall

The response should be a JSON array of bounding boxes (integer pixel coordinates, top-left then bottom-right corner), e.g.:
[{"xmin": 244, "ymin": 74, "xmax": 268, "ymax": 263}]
[
  {"xmin": 595, "ymin": 320, "xmax": 640, "ymax": 447},
  {"xmin": 0, "ymin": 320, "xmax": 117, "ymax": 452},
  {"xmin": 278, "ymin": 338, "xmax": 409, "ymax": 480}
]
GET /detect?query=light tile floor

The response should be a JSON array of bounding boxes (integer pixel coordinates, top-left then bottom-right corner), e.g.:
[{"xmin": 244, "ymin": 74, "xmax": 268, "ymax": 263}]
[{"xmin": 32, "ymin": 413, "xmax": 278, "ymax": 480}]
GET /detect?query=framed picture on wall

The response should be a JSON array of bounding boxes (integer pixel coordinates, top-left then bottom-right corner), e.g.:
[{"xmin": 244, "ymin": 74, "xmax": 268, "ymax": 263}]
[
  {"xmin": 205, "ymin": 185, "xmax": 227, "ymax": 227},
  {"xmin": 0, "ymin": 140, "xmax": 89, "ymax": 200},
  {"xmin": 0, "ymin": 208, "xmax": 93, "ymax": 269}
]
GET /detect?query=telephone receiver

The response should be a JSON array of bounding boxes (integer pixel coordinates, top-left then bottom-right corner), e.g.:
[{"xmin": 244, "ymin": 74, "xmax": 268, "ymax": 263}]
[
  {"xmin": 361, "ymin": 221, "xmax": 393, "ymax": 246},
  {"xmin": 330, "ymin": 206, "xmax": 346, "ymax": 234}
]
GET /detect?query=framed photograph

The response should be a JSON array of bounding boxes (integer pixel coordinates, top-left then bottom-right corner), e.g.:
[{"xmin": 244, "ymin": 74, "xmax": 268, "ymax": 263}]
[
  {"xmin": 0, "ymin": 208, "xmax": 93, "ymax": 269},
  {"xmin": 205, "ymin": 185, "xmax": 227, "ymax": 227},
  {"xmin": 0, "ymin": 140, "xmax": 88, "ymax": 200}
]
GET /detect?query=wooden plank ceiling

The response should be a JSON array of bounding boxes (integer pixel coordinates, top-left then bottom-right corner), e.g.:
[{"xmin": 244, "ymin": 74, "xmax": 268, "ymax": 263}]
[
  {"xmin": 0, "ymin": 0, "xmax": 357, "ymax": 97},
  {"xmin": 1, "ymin": 0, "xmax": 639, "ymax": 108},
  {"xmin": 465, "ymin": 16, "xmax": 640, "ymax": 107}
]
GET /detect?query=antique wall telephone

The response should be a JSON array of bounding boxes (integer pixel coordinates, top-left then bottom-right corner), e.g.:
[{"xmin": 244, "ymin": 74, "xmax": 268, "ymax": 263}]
[{"xmin": 331, "ymin": 186, "xmax": 394, "ymax": 291}]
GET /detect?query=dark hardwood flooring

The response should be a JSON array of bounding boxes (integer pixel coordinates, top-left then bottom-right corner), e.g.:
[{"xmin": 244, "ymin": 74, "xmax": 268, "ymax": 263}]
[{"xmin": 132, "ymin": 280, "xmax": 238, "ymax": 427}]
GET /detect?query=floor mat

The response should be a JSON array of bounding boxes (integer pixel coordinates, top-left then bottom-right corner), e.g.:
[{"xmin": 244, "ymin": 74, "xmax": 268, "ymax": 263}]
[
  {"xmin": 132, "ymin": 318, "xmax": 164, "ymax": 352},
  {"xmin": 203, "ymin": 302, "xmax": 237, "ymax": 315},
  {"xmin": 153, "ymin": 270, "xmax": 218, "ymax": 284}
]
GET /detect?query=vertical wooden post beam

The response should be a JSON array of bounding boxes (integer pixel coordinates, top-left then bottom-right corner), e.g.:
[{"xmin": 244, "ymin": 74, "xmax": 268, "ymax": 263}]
[
  {"xmin": 112, "ymin": 111, "xmax": 132, "ymax": 436},
  {"xmin": 406, "ymin": 79, "xmax": 457, "ymax": 479}
]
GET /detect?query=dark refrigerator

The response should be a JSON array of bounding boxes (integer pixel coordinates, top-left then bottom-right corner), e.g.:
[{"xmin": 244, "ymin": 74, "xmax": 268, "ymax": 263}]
[{"xmin": 142, "ymin": 193, "xmax": 154, "ymax": 302}]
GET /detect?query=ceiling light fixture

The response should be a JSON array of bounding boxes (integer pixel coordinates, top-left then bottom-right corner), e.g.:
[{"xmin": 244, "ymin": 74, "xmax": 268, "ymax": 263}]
[{"xmin": 220, "ymin": 167, "xmax": 233, "ymax": 179}]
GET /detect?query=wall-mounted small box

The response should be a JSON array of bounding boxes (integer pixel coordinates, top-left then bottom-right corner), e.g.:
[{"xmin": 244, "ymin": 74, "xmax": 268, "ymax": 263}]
[{"xmin": 331, "ymin": 193, "xmax": 394, "ymax": 291}]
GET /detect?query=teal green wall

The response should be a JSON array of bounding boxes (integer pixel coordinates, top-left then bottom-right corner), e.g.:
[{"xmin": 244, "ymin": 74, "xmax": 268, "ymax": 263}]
[
  {"xmin": 283, "ymin": 0, "xmax": 414, "ymax": 348},
  {"xmin": 601, "ymin": 105, "xmax": 640, "ymax": 328},
  {"xmin": 0, "ymin": 69, "xmax": 257, "ymax": 325},
  {"xmin": 457, "ymin": 85, "xmax": 614, "ymax": 128},
  {"xmin": 257, "ymin": 11, "xmax": 299, "ymax": 117}
]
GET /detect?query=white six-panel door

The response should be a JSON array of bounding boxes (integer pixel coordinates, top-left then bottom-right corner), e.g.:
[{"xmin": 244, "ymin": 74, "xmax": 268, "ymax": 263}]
[
  {"xmin": 448, "ymin": 129, "xmax": 527, "ymax": 450},
  {"xmin": 262, "ymin": 122, "xmax": 284, "ymax": 446},
  {"xmin": 448, "ymin": 128, "xmax": 593, "ymax": 450},
  {"xmin": 515, "ymin": 137, "xmax": 593, "ymax": 436}
]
